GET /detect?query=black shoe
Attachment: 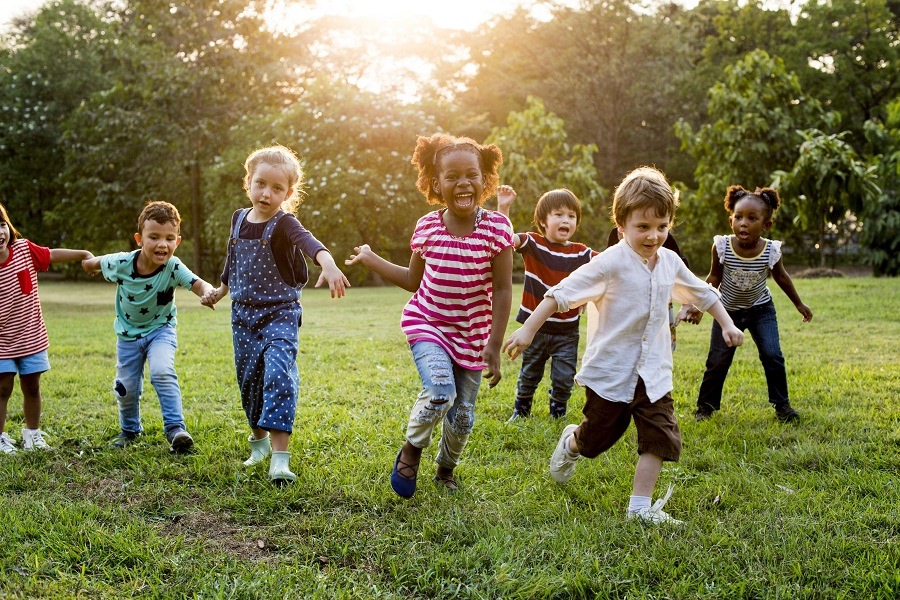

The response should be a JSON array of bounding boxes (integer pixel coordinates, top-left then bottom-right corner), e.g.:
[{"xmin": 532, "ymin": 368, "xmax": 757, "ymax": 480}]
[
  {"xmin": 166, "ymin": 428, "xmax": 194, "ymax": 453},
  {"xmin": 693, "ymin": 406, "xmax": 714, "ymax": 422},
  {"xmin": 774, "ymin": 404, "xmax": 800, "ymax": 423},
  {"xmin": 111, "ymin": 430, "xmax": 140, "ymax": 448}
]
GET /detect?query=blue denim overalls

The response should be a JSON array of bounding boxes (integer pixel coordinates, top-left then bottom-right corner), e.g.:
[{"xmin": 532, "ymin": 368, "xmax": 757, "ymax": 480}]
[{"xmin": 229, "ymin": 209, "xmax": 303, "ymax": 433}]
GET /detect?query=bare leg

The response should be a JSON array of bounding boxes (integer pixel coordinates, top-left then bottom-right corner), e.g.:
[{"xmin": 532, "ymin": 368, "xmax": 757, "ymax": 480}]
[
  {"xmin": 19, "ymin": 373, "xmax": 43, "ymax": 430},
  {"xmin": 269, "ymin": 429, "xmax": 291, "ymax": 452},
  {"xmin": 632, "ymin": 452, "xmax": 663, "ymax": 497},
  {"xmin": 399, "ymin": 439, "xmax": 423, "ymax": 478},
  {"xmin": 0, "ymin": 373, "xmax": 14, "ymax": 433}
]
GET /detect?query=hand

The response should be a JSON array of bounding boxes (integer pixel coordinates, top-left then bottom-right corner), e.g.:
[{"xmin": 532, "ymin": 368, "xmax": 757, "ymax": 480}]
[
  {"xmin": 482, "ymin": 346, "xmax": 502, "ymax": 388},
  {"xmin": 675, "ymin": 305, "xmax": 703, "ymax": 325},
  {"xmin": 502, "ymin": 327, "xmax": 535, "ymax": 360},
  {"xmin": 200, "ymin": 288, "xmax": 220, "ymax": 308},
  {"xmin": 314, "ymin": 265, "xmax": 350, "ymax": 299},
  {"xmin": 797, "ymin": 303, "xmax": 813, "ymax": 322},
  {"xmin": 721, "ymin": 326, "xmax": 744, "ymax": 348},
  {"xmin": 345, "ymin": 244, "xmax": 374, "ymax": 267},
  {"xmin": 82, "ymin": 257, "xmax": 101, "ymax": 276},
  {"xmin": 497, "ymin": 185, "xmax": 517, "ymax": 213}
]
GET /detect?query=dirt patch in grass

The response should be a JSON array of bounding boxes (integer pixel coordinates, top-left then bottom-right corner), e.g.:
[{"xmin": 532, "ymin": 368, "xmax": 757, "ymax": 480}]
[{"xmin": 164, "ymin": 510, "xmax": 275, "ymax": 562}]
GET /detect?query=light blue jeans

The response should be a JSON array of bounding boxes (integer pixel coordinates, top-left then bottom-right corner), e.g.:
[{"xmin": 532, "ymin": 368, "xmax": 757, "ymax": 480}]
[
  {"xmin": 407, "ymin": 341, "xmax": 482, "ymax": 469},
  {"xmin": 114, "ymin": 325, "xmax": 185, "ymax": 435}
]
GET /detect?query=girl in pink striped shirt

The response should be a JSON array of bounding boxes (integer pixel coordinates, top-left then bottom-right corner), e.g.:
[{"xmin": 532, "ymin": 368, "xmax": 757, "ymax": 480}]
[{"xmin": 346, "ymin": 133, "xmax": 514, "ymax": 498}]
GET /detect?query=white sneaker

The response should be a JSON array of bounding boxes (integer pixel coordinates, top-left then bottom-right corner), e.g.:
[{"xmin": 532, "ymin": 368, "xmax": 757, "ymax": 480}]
[
  {"xmin": 549, "ymin": 424, "xmax": 580, "ymax": 483},
  {"xmin": 627, "ymin": 485, "xmax": 683, "ymax": 525},
  {"xmin": 22, "ymin": 428, "xmax": 51, "ymax": 451},
  {"xmin": 0, "ymin": 432, "xmax": 17, "ymax": 455}
]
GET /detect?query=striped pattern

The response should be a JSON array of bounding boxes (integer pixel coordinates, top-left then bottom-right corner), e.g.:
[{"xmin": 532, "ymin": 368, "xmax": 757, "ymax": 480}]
[
  {"xmin": 715, "ymin": 235, "xmax": 781, "ymax": 310},
  {"xmin": 401, "ymin": 209, "xmax": 514, "ymax": 370},
  {"xmin": 516, "ymin": 232, "xmax": 596, "ymax": 334},
  {"xmin": 0, "ymin": 239, "xmax": 51, "ymax": 359}
]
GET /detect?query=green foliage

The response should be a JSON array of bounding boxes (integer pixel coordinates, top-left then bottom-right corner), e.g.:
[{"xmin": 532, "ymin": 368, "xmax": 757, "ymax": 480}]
[
  {"xmin": 486, "ymin": 96, "xmax": 607, "ymax": 243},
  {"xmin": 0, "ymin": 279, "xmax": 897, "ymax": 597},
  {"xmin": 675, "ymin": 50, "xmax": 835, "ymax": 265}
]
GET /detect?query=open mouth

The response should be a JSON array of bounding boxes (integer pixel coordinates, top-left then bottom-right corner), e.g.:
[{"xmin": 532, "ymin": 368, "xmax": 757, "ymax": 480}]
[{"xmin": 454, "ymin": 193, "xmax": 474, "ymax": 207}]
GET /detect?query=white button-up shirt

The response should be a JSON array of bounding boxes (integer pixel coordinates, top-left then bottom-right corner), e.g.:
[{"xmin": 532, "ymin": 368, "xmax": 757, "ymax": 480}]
[{"xmin": 546, "ymin": 241, "xmax": 721, "ymax": 403}]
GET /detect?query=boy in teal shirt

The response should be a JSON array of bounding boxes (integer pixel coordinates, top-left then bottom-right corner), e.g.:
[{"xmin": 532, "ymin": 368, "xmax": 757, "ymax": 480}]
[{"xmin": 84, "ymin": 201, "xmax": 214, "ymax": 452}]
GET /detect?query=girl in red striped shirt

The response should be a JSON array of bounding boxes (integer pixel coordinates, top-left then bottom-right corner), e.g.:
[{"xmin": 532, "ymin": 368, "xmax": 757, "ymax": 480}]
[
  {"xmin": 346, "ymin": 134, "xmax": 514, "ymax": 497},
  {"xmin": 0, "ymin": 203, "xmax": 93, "ymax": 454}
]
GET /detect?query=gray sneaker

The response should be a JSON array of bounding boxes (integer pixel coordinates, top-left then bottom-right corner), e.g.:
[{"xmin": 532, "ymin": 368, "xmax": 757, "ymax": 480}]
[
  {"xmin": 166, "ymin": 428, "xmax": 194, "ymax": 454},
  {"xmin": 0, "ymin": 432, "xmax": 17, "ymax": 455},
  {"xmin": 626, "ymin": 485, "xmax": 683, "ymax": 525},
  {"xmin": 549, "ymin": 424, "xmax": 580, "ymax": 483},
  {"xmin": 110, "ymin": 430, "xmax": 141, "ymax": 449}
]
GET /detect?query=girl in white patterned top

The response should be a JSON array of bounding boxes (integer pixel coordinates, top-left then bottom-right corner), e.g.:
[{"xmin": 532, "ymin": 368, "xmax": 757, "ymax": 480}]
[{"xmin": 689, "ymin": 185, "xmax": 813, "ymax": 423}]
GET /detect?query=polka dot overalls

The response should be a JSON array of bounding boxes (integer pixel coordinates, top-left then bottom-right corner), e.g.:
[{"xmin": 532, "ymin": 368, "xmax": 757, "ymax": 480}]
[{"xmin": 229, "ymin": 209, "xmax": 303, "ymax": 433}]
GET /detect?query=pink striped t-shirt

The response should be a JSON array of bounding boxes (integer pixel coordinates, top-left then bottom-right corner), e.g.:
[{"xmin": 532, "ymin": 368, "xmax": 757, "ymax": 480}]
[
  {"xmin": 0, "ymin": 239, "xmax": 52, "ymax": 359},
  {"xmin": 401, "ymin": 208, "xmax": 514, "ymax": 370}
]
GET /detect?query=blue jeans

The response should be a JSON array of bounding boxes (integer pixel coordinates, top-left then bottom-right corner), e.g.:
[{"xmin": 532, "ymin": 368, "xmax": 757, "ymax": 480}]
[
  {"xmin": 696, "ymin": 300, "xmax": 790, "ymax": 412},
  {"xmin": 114, "ymin": 325, "xmax": 185, "ymax": 435},
  {"xmin": 514, "ymin": 330, "xmax": 579, "ymax": 417},
  {"xmin": 407, "ymin": 341, "xmax": 482, "ymax": 469}
]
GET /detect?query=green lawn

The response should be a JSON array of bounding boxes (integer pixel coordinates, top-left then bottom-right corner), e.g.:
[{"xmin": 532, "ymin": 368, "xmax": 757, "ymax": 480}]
[{"xmin": 1, "ymin": 277, "xmax": 898, "ymax": 599}]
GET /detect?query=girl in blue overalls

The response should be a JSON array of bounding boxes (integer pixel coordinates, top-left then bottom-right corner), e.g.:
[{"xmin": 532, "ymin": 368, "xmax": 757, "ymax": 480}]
[{"xmin": 204, "ymin": 145, "xmax": 349, "ymax": 484}]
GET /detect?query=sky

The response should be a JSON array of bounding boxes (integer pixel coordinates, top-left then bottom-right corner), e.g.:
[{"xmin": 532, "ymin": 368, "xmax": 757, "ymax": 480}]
[{"xmin": 0, "ymin": 0, "xmax": 44, "ymax": 30}]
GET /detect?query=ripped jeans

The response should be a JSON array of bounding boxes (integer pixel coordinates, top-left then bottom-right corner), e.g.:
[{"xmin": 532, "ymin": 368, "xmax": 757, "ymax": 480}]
[{"xmin": 407, "ymin": 341, "xmax": 482, "ymax": 469}]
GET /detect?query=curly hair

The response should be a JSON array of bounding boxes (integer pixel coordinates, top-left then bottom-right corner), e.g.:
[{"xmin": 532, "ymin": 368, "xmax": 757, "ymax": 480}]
[
  {"xmin": 534, "ymin": 189, "xmax": 582, "ymax": 235},
  {"xmin": 612, "ymin": 166, "xmax": 678, "ymax": 227},
  {"xmin": 244, "ymin": 145, "xmax": 304, "ymax": 214},
  {"xmin": 724, "ymin": 185, "xmax": 781, "ymax": 219},
  {"xmin": 138, "ymin": 201, "xmax": 181, "ymax": 234},
  {"xmin": 0, "ymin": 202, "xmax": 20, "ymax": 242},
  {"xmin": 410, "ymin": 133, "xmax": 502, "ymax": 206}
]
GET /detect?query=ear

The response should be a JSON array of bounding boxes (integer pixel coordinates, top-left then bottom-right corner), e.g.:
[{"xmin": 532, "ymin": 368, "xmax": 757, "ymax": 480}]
[
  {"xmin": 285, "ymin": 187, "xmax": 295, "ymax": 199},
  {"xmin": 431, "ymin": 178, "xmax": 441, "ymax": 196},
  {"xmin": 134, "ymin": 232, "xmax": 142, "ymax": 247},
  {"xmin": 174, "ymin": 235, "xmax": 183, "ymax": 248},
  {"xmin": 762, "ymin": 219, "xmax": 773, "ymax": 232}
]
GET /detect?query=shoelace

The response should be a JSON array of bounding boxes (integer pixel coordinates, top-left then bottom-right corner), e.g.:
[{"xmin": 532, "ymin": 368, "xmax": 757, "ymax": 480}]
[{"xmin": 646, "ymin": 484, "xmax": 675, "ymax": 517}]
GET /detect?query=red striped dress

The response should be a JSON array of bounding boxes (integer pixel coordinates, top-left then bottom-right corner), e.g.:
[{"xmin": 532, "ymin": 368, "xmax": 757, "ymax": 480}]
[
  {"xmin": 0, "ymin": 239, "xmax": 52, "ymax": 359},
  {"xmin": 401, "ymin": 208, "xmax": 514, "ymax": 370}
]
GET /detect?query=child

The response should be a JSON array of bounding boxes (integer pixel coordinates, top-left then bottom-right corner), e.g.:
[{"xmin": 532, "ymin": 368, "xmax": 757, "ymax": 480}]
[
  {"xmin": 497, "ymin": 186, "xmax": 597, "ymax": 421},
  {"xmin": 503, "ymin": 167, "xmax": 744, "ymax": 524},
  {"xmin": 83, "ymin": 201, "xmax": 214, "ymax": 453},
  {"xmin": 345, "ymin": 133, "xmax": 513, "ymax": 498},
  {"xmin": 202, "ymin": 145, "xmax": 349, "ymax": 484},
  {"xmin": 0, "ymin": 203, "xmax": 93, "ymax": 454},
  {"xmin": 689, "ymin": 186, "xmax": 812, "ymax": 423}
]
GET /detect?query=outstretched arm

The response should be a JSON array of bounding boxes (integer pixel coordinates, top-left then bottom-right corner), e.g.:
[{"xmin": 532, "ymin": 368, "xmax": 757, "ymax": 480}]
[
  {"xmin": 706, "ymin": 300, "xmax": 744, "ymax": 347},
  {"xmin": 496, "ymin": 185, "xmax": 523, "ymax": 249},
  {"xmin": 190, "ymin": 279, "xmax": 217, "ymax": 310},
  {"xmin": 345, "ymin": 244, "xmax": 424, "ymax": 293},
  {"xmin": 313, "ymin": 250, "xmax": 350, "ymax": 299},
  {"xmin": 771, "ymin": 259, "xmax": 812, "ymax": 322},
  {"xmin": 50, "ymin": 248, "xmax": 93, "ymax": 264},
  {"xmin": 503, "ymin": 296, "xmax": 558, "ymax": 360},
  {"xmin": 201, "ymin": 283, "xmax": 229, "ymax": 308},
  {"xmin": 82, "ymin": 256, "xmax": 102, "ymax": 276},
  {"xmin": 680, "ymin": 243, "xmax": 722, "ymax": 325}
]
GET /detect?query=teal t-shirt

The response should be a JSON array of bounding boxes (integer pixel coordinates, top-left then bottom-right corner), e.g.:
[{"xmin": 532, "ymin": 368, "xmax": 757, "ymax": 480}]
[{"xmin": 100, "ymin": 251, "xmax": 199, "ymax": 340}]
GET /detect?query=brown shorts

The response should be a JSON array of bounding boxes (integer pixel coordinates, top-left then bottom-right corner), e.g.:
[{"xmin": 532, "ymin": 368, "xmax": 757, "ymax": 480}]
[{"xmin": 573, "ymin": 378, "xmax": 682, "ymax": 462}]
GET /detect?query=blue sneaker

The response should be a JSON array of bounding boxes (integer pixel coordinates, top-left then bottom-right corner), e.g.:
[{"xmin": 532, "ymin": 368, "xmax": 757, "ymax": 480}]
[{"xmin": 390, "ymin": 450, "xmax": 418, "ymax": 498}]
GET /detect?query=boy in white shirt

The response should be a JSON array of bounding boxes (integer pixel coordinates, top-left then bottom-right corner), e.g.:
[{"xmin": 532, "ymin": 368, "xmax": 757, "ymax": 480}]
[{"xmin": 503, "ymin": 167, "xmax": 744, "ymax": 524}]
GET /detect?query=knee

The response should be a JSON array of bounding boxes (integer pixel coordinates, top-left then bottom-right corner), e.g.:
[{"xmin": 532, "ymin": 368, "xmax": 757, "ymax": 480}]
[
  {"xmin": 412, "ymin": 389, "xmax": 456, "ymax": 424},
  {"xmin": 114, "ymin": 378, "xmax": 140, "ymax": 400},
  {"xmin": 447, "ymin": 401, "xmax": 475, "ymax": 435}
]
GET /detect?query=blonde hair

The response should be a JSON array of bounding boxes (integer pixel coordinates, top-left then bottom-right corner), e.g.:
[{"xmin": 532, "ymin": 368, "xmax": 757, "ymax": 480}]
[
  {"xmin": 243, "ymin": 145, "xmax": 304, "ymax": 214},
  {"xmin": 612, "ymin": 166, "xmax": 678, "ymax": 227}
]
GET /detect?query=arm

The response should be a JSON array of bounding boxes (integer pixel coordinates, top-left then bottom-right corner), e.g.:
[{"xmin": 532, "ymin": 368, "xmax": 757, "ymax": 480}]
[
  {"xmin": 50, "ymin": 248, "xmax": 93, "ymax": 264},
  {"xmin": 483, "ymin": 246, "xmax": 513, "ymax": 388},
  {"xmin": 313, "ymin": 250, "xmax": 350, "ymax": 299},
  {"xmin": 201, "ymin": 283, "xmax": 229, "ymax": 308},
  {"xmin": 345, "ymin": 244, "xmax": 424, "ymax": 293},
  {"xmin": 705, "ymin": 300, "xmax": 744, "ymax": 347},
  {"xmin": 496, "ymin": 186, "xmax": 523, "ymax": 249},
  {"xmin": 679, "ymin": 242, "xmax": 721, "ymax": 325},
  {"xmin": 503, "ymin": 296, "xmax": 559, "ymax": 359},
  {"xmin": 190, "ymin": 278, "xmax": 217, "ymax": 310},
  {"xmin": 771, "ymin": 260, "xmax": 812, "ymax": 322}
]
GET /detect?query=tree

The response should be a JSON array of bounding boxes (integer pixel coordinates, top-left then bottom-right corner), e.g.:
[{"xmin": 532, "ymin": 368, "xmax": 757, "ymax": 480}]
[
  {"xmin": 771, "ymin": 129, "xmax": 880, "ymax": 267},
  {"xmin": 485, "ymin": 96, "xmax": 606, "ymax": 242},
  {"xmin": 675, "ymin": 50, "xmax": 834, "ymax": 264}
]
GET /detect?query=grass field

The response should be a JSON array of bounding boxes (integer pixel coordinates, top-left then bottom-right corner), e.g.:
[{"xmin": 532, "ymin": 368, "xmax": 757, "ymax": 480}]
[{"xmin": 1, "ymin": 277, "xmax": 898, "ymax": 599}]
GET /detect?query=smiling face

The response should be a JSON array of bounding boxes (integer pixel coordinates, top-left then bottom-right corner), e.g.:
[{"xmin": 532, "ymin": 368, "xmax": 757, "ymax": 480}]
[
  {"xmin": 619, "ymin": 206, "xmax": 671, "ymax": 261},
  {"xmin": 730, "ymin": 195, "xmax": 772, "ymax": 247},
  {"xmin": 0, "ymin": 221, "xmax": 9, "ymax": 257},
  {"xmin": 247, "ymin": 162, "xmax": 295, "ymax": 221},
  {"xmin": 432, "ymin": 149, "xmax": 485, "ymax": 220},
  {"xmin": 134, "ymin": 219, "xmax": 181, "ymax": 272}
]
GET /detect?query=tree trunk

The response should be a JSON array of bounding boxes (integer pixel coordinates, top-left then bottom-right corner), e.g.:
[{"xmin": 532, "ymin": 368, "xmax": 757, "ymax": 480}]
[{"xmin": 190, "ymin": 154, "xmax": 203, "ymax": 278}]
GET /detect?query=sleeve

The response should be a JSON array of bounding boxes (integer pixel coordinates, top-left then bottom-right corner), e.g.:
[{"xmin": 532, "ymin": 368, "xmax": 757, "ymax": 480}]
[
  {"xmin": 100, "ymin": 252, "xmax": 130, "ymax": 283},
  {"xmin": 490, "ymin": 212, "xmax": 514, "ymax": 256},
  {"xmin": 283, "ymin": 215, "xmax": 328, "ymax": 266},
  {"xmin": 409, "ymin": 213, "xmax": 432, "ymax": 255},
  {"xmin": 671, "ymin": 257, "xmax": 720, "ymax": 311},
  {"xmin": 768, "ymin": 240, "xmax": 783, "ymax": 268},
  {"xmin": 25, "ymin": 240, "xmax": 51, "ymax": 271},
  {"xmin": 514, "ymin": 232, "xmax": 530, "ymax": 254},
  {"xmin": 713, "ymin": 235, "xmax": 728, "ymax": 264},
  {"xmin": 545, "ymin": 254, "xmax": 609, "ymax": 313},
  {"xmin": 171, "ymin": 257, "xmax": 200, "ymax": 289}
]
